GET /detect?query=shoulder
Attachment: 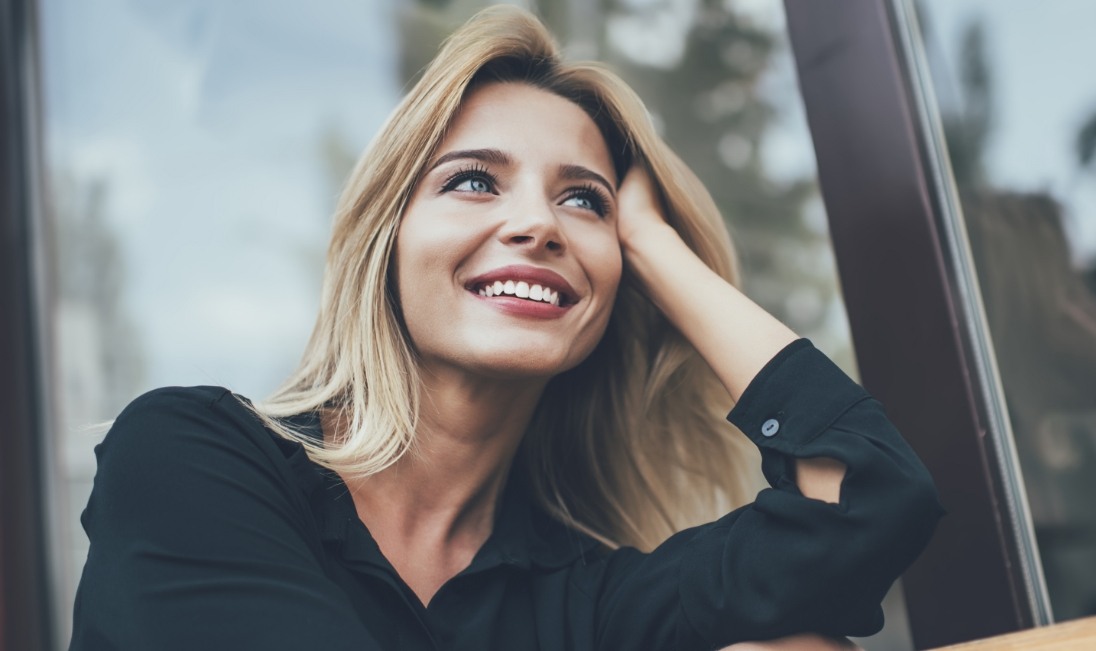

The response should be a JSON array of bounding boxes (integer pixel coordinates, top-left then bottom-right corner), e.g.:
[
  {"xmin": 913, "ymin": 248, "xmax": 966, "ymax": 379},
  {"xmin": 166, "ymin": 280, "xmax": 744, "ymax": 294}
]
[
  {"xmin": 96, "ymin": 385, "xmax": 299, "ymax": 489},
  {"xmin": 103, "ymin": 386, "xmax": 251, "ymax": 451},
  {"xmin": 113, "ymin": 384, "xmax": 243, "ymax": 422},
  {"xmin": 87, "ymin": 386, "xmax": 321, "ymax": 540}
]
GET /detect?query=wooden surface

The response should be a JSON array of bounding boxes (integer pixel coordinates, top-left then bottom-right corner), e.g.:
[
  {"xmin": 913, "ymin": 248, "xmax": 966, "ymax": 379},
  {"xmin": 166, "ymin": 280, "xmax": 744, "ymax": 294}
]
[{"xmin": 928, "ymin": 617, "xmax": 1096, "ymax": 650}]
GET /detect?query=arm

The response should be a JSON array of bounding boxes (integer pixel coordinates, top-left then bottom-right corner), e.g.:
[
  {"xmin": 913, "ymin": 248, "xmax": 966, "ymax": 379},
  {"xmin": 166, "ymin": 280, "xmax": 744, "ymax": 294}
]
[
  {"xmin": 618, "ymin": 165, "xmax": 843, "ymax": 503},
  {"xmin": 70, "ymin": 387, "xmax": 381, "ymax": 651},
  {"xmin": 587, "ymin": 165, "xmax": 943, "ymax": 649}
]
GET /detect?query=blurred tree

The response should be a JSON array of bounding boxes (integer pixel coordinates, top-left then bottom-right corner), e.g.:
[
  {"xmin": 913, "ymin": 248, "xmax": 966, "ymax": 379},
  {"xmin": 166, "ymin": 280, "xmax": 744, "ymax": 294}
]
[
  {"xmin": 49, "ymin": 173, "xmax": 145, "ymax": 423},
  {"xmin": 942, "ymin": 20, "xmax": 993, "ymax": 189},
  {"xmin": 1076, "ymin": 110, "xmax": 1096, "ymax": 173},
  {"xmin": 604, "ymin": 0, "xmax": 829, "ymax": 340}
]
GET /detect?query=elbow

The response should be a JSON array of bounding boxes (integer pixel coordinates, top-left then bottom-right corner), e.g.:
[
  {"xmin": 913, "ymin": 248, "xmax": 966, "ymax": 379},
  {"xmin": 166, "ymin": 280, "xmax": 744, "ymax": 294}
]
[{"xmin": 895, "ymin": 463, "xmax": 946, "ymax": 548}]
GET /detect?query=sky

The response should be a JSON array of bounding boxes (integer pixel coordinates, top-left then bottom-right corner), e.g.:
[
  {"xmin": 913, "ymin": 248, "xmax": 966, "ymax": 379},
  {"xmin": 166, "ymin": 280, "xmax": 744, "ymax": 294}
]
[
  {"xmin": 41, "ymin": 0, "xmax": 401, "ymax": 400},
  {"xmin": 921, "ymin": 0, "xmax": 1096, "ymax": 259}
]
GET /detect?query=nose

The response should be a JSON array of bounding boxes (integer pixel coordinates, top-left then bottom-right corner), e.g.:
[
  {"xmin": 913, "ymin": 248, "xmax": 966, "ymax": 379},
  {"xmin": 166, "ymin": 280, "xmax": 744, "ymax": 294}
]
[{"xmin": 497, "ymin": 195, "xmax": 566, "ymax": 253}]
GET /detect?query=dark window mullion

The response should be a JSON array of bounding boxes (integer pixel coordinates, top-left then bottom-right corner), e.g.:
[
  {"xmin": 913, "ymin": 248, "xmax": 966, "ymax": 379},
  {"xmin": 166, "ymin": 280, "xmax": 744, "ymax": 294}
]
[
  {"xmin": 1, "ymin": 0, "xmax": 53, "ymax": 649},
  {"xmin": 783, "ymin": 0, "xmax": 1048, "ymax": 646}
]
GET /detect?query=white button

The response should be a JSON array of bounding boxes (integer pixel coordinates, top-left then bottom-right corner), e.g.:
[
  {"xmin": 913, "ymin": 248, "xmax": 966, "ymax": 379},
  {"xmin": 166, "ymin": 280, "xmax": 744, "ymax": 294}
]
[{"xmin": 761, "ymin": 418, "xmax": 780, "ymax": 437}]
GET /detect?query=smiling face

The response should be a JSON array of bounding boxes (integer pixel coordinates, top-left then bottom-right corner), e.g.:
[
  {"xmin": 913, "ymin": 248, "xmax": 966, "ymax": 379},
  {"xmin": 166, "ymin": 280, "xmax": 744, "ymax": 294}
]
[{"xmin": 395, "ymin": 82, "xmax": 623, "ymax": 382}]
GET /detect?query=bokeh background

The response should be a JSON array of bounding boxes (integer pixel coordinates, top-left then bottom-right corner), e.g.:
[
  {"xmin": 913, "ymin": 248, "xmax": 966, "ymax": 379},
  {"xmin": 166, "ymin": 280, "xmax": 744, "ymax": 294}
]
[{"xmin": 35, "ymin": 0, "xmax": 1096, "ymax": 648}]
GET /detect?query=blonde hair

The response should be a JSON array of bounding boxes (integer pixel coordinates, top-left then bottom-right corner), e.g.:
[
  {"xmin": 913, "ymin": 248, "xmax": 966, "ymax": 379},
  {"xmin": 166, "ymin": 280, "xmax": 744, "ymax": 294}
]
[{"xmin": 255, "ymin": 5, "xmax": 760, "ymax": 551}]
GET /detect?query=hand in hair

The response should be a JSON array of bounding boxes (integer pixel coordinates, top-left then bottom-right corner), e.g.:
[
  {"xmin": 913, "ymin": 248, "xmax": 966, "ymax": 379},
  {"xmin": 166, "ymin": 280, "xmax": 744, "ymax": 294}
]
[
  {"xmin": 616, "ymin": 162, "xmax": 845, "ymax": 504},
  {"xmin": 616, "ymin": 161, "xmax": 799, "ymax": 402}
]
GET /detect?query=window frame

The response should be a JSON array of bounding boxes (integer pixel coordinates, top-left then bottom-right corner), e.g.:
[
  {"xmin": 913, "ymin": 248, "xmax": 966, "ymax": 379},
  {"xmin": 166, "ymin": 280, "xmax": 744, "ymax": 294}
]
[
  {"xmin": 1, "ymin": 0, "xmax": 54, "ymax": 649},
  {"xmin": 783, "ymin": 0, "xmax": 1052, "ymax": 647}
]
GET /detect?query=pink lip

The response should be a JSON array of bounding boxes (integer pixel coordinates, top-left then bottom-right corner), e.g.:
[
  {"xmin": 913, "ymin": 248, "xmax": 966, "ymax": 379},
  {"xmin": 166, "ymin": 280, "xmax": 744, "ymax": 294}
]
[{"xmin": 465, "ymin": 265, "xmax": 579, "ymax": 305}]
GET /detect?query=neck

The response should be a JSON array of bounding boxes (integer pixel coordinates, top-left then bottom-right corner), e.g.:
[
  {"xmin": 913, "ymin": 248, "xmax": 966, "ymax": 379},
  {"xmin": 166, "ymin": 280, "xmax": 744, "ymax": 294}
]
[
  {"xmin": 334, "ymin": 364, "xmax": 547, "ymax": 547},
  {"xmin": 330, "ymin": 365, "xmax": 547, "ymax": 606}
]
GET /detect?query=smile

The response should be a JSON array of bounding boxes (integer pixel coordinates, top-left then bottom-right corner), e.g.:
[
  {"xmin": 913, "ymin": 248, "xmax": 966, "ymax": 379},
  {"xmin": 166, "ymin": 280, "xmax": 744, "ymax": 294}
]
[
  {"xmin": 466, "ymin": 265, "xmax": 578, "ymax": 308},
  {"xmin": 476, "ymin": 280, "xmax": 560, "ymax": 306}
]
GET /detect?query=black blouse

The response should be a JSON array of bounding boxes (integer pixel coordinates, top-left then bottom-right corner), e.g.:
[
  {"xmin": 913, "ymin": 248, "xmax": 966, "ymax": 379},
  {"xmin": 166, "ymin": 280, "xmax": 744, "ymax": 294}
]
[{"xmin": 69, "ymin": 339, "xmax": 943, "ymax": 650}]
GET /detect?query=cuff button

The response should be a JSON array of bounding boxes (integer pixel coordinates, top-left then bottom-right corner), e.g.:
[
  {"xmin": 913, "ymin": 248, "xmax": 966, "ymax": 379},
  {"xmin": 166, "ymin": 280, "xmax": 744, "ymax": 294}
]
[{"xmin": 761, "ymin": 418, "xmax": 780, "ymax": 437}]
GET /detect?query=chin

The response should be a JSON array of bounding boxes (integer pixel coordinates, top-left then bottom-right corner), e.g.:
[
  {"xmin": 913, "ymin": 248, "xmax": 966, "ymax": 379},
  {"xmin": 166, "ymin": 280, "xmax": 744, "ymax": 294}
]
[{"xmin": 461, "ymin": 346, "xmax": 586, "ymax": 380}]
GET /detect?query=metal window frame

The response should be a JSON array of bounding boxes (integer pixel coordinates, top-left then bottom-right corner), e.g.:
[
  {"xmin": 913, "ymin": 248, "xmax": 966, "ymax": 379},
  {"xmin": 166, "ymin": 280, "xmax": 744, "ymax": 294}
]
[
  {"xmin": 1, "ymin": 0, "xmax": 53, "ymax": 649},
  {"xmin": 783, "ymin": 0, "xmax": 1051, "ymax": 647}
]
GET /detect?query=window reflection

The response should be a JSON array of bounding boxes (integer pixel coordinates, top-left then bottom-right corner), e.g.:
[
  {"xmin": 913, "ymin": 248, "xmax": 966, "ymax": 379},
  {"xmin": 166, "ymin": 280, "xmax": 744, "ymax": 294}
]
[
  {"xmin": 919, "ymin": 0, "xmax": 1096, "ymax": 621},
  {"xmin": 41, "ymin": 0, "xmax": 888, "ymax": 646}
]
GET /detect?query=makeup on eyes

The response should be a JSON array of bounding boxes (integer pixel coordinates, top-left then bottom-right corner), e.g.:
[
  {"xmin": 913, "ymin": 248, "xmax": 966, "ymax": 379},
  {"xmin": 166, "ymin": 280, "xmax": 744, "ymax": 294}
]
[{"xmin": 430, "ymin": 151, "xmax": 615, "ymax": 218}]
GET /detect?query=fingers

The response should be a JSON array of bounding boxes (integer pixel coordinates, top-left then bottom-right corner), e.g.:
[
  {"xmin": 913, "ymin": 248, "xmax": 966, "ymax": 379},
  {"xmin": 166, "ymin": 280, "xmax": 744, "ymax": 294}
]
[
  {"xmin": 719, "ymin": 634, "xmax": 862, "ymax": 651},
  {"xmin": 616, "ymin": 160, "xmax": 668, "ymax": 247}
]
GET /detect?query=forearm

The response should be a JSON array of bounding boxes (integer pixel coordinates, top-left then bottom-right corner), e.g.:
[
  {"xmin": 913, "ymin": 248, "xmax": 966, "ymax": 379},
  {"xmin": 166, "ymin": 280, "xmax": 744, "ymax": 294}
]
[
  {"xmin": 622, "ymin": 222, "xmax": 842, "ymax": 502},
  {"xmin": 622, "ymin": 221, "xmax": 796, "ymax": 402}
]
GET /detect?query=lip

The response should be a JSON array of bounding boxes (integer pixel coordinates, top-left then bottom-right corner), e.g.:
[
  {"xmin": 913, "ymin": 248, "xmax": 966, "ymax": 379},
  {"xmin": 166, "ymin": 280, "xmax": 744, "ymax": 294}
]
[{"xmin": 465, "ymin": 264, "xmax": 579, "ymax": 305}]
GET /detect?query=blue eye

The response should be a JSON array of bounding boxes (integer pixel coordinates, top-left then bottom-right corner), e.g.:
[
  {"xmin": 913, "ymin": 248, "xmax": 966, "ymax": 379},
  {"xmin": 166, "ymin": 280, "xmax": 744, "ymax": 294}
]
[
  {"xmin": 564, "ymin": 195, "xmax": 596, "ymax": 211},
  {"xmin": 562, "ymin": 185, "xmax": 610, "ymax": 218},
  {"xmin": 455, "ymin": 177, "xmax": 492, "ymax": 193},
  {"xmin": 441, "ymin": 165, "xmax": 497, "ymax": 195}
]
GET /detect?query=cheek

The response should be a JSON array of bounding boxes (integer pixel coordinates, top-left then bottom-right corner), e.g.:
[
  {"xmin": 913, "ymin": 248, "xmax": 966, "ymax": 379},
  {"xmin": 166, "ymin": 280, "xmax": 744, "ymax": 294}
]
[
  {"xmin": 583, "ymin": 228, "xmax": 624, "ymax": 304},
  {"xmin": 393, "ymin": 213, "xmax": 450, "ymax": 332},
  {"xmin": 568, "ymin": 227, "xmax": 623, "ymax": 353},
  {"xmin": 395, "ymin": 205, "xmax": 467, "ymax": 294}
]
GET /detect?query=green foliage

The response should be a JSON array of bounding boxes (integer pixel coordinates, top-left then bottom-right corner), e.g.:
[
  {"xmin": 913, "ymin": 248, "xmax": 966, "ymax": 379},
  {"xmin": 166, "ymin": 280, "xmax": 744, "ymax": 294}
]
[
  {"xmin": 941, "ymin": 19, "xmax": 993, "ymax": 189},
  {"xmin": 1077, "ymin": 111, "xmax": 1096, "ymax": 170}
]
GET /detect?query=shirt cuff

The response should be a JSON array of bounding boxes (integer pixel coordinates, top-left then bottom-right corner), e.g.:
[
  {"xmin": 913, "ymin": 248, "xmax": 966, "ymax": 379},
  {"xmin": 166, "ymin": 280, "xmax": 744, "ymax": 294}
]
[{"xmin": 727, "ymin": 339, "xmax": 870, "ymax": 460}]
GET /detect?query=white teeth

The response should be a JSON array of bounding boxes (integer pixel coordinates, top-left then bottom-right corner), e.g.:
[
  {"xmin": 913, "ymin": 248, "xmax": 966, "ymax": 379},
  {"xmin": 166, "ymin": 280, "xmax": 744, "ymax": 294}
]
[{"xmin": 476, "ymin": 279, "xmax": 565, "ymax": 306}]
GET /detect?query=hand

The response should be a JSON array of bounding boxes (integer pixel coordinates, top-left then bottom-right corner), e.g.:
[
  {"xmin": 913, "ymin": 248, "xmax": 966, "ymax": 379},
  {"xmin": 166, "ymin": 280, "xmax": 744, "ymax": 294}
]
[
  {"xmin": 721, "ymin": 634, "xmax": 862, "ymax": 651},
  {"xmin": 612, "ymin": 159, "xmax": 798, "ymax": 402},
  {"xmin": 615, "ymin": 161, "xmax": 674, "ymax": 255}
]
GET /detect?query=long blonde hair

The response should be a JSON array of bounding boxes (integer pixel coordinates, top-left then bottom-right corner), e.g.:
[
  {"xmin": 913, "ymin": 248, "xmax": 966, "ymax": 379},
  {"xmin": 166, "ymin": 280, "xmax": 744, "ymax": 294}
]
[{"xmin": 255, "ymin": 5, "xmax": 760, "ymax": 551}]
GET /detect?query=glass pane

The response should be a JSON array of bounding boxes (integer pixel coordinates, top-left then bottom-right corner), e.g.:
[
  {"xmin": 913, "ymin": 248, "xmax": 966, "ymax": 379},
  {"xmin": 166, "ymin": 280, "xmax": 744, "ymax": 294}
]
[
  {"xmin": 916, "ymin": 0, "xmax": 1096, "ymax": 622},
  {"xmin": 39, "ymin": 0, "xmax": 903, "ymax": 647},
  {"xmin": 39, "ymin": 0, "xmax": 400, "ymax": 644}
]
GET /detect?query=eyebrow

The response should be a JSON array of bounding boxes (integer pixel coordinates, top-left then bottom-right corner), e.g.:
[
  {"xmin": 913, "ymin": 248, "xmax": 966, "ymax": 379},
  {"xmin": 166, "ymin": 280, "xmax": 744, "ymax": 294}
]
[
  {"xmin": 429, "ymin": 148, "xmax": 513, "ymax": 170},
  {"xmin": 557, "ymin": 164, "xmax": 616, "ymax": 199},
  {"xmin": 428, "ymin": 148, "xmax": 617, "ymax": 199}
]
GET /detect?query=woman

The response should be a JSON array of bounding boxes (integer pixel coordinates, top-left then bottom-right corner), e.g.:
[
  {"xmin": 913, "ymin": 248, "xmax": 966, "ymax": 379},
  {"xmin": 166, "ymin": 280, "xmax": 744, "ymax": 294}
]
[{"xmin": 70, "ymin": 6, "xmax": 942, "ymax": 650}]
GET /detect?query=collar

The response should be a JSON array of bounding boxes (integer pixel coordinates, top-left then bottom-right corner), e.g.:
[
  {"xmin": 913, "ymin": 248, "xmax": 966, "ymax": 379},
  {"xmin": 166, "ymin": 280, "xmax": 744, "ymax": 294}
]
[{"xmin": 277, "ymin": 410, "xmax": 602, "ymax": 575}]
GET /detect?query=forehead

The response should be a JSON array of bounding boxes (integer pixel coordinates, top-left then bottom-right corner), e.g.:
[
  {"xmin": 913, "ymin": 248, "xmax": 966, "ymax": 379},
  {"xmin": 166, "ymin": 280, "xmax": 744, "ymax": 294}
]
[{"xmin": 439, "ymin": 82, "xmax": 615, "ymax": 180}]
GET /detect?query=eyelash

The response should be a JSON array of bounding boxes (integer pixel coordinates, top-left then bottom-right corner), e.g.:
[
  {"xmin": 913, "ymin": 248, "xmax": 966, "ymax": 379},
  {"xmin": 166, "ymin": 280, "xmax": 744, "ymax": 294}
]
[
  {"xmin": 440, "ymin": 165, "xmax": 497, "ymax": 194},
  {"xmin": 563, "ymin": 183, "xmax": 611, "ymax": 218},
  {"xmin": 439, "ymin": 166, "xmax": 612, "ymax": 218}
]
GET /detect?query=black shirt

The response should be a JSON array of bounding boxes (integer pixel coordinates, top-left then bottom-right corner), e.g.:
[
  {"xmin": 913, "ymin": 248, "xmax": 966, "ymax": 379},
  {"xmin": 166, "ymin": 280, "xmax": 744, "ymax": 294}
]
[{"xmin": 69, "ymin": 339, "xmax": 943, "ymax": 650}]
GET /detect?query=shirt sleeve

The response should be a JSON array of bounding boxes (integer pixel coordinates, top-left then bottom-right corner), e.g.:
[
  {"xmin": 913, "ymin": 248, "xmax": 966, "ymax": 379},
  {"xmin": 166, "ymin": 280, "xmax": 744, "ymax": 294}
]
[
  {"xmin": 69, "ymin": 387, "xmax": 382, "ymax": 651},
  {"xmin": 590, "ymin": 339, "xmax": 945, "ymax": 650}
]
